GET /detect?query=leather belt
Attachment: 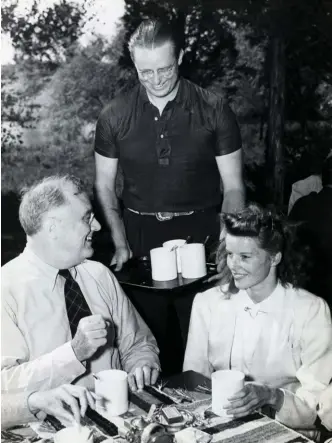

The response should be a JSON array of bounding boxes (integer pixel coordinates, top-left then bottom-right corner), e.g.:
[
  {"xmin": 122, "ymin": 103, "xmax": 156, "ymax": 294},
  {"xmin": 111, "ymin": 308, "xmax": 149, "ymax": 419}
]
[{"xmin": 126, "ymin": 208, "xmax": 195, "ymax": 221}]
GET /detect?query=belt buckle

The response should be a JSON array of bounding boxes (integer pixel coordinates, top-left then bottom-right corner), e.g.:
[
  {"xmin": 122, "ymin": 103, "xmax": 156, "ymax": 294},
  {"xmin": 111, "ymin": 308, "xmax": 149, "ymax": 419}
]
[{"xmin": 156, "ymin": 212, "xmax": 174, "ymax": 221}]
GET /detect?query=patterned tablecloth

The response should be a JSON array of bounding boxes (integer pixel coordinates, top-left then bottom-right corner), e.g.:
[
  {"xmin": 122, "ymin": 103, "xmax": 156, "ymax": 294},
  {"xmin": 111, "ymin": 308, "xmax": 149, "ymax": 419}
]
[{"xmin": 1, "ymin": 380, "xmax": 314, "ymax": 443}]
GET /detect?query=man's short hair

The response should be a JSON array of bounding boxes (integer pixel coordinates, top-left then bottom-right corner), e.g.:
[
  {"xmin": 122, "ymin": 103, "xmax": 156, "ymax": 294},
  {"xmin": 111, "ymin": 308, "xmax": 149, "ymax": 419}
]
[
  {"xmin": 128, "ymin": 19, "xmax": 183, "ymax": 61},
  {"xmin": 19, "ymin": 175, "xmax": 86, "ymax": 236},
  {"xmin": 322, "ymin": 155, "xmax": 332, "ymax": 187}
]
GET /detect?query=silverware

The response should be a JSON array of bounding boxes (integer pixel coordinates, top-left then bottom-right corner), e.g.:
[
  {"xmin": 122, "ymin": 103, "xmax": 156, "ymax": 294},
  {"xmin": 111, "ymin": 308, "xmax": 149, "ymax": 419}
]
[
  {"xmin": 195, "ymin": 384, "xmax": 212, "ymax": 394},
  {"xmin": 203, "ymin": 235, "xmax": 210, "ymax": 245},
  {"xmin": 172, "ymin": 388, "xmax": 195, "ymax": 403}
]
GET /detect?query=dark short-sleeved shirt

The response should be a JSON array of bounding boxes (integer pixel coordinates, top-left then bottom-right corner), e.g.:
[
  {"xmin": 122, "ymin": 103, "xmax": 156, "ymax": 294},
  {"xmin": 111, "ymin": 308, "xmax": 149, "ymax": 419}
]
[{"xmin": 95, "ymin": 77, "xmax": 242, "ymax": 212}]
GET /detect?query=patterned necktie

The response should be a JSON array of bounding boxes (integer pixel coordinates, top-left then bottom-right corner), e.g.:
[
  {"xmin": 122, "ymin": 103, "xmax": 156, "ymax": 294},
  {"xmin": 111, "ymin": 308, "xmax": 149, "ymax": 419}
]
[{"xmin": 58, "ymin": 269, "xmax": 92, "ymax": 337}]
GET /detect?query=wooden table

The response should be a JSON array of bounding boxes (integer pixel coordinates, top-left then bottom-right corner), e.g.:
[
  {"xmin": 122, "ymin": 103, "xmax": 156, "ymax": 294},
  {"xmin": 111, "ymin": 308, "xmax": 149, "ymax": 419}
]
[
  {"xmin": 112, "ymin": 258, "xmax": 217, "ymax": 375},
  {"xmin": 1, "ymin": 371, "xmax": 315, "ymax": 443}
]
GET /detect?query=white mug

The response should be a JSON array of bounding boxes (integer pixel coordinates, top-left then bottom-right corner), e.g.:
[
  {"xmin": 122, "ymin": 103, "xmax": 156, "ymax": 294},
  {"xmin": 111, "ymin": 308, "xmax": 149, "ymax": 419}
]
[
  {"xmin": 162, "ymin": 239, "xmax": 186, "ymax": 273},
  {"xmin": 150, "ymin": 247, "xmax": 177, "ymax": 281},
  {"xmin": 54, "ymin": 426, "xmax": 93, "ymax": 443},
  {"xmin": 180, "ymin": 243, "xmax": 207, "ymax": 279},
  {"xmin": 211, "ymin": 370, "xmax": 245, "ymax": 417},
  {"xmin": 95, "ymin": 369, "xmax": 128, "ymax": 417}
]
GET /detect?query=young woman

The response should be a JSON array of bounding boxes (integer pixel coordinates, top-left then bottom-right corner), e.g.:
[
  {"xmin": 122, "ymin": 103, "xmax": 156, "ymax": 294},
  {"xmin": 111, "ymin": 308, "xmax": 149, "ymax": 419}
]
[{"xmin": 184, "ymin": 204, "xmax": 332, "ymax": 436}]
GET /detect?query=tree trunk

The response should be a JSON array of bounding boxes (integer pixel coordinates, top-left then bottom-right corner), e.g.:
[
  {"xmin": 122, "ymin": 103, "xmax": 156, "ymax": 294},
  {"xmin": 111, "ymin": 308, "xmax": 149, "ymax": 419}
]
[{"xmin": 266, "ymin": 35, "xmax": 286, "ymax": 207}]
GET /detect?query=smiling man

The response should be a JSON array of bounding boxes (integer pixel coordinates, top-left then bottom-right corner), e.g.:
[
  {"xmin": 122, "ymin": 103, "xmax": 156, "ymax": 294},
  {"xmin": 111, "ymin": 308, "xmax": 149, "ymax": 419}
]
[
  {"xmin": 94, "ymin": 18, "xmax": 245, "ymax": 269},
  {"xmin": 94, "ymin": 19, "xmax": 245, "ymax": 374},
  {"xmin": 1, "ymin": 175, "xmax": 160, "ymax": 397}
]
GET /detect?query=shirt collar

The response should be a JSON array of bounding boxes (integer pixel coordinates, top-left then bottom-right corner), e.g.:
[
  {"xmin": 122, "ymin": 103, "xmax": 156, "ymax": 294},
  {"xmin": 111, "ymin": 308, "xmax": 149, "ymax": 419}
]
[
  {"xmin": 22, "ymin": 245, "xmax": 78, "ymax": 288},
  {"xmin": 173, "ymin": 77, "xmax": 192, "ymax": 109},
  {"xmin": 236, "ymin": 282, "xmax": 285, "ymax": 317},
  {"xmin": 139, "ymin": 77, "xmax": 192, "ymax": 111}
]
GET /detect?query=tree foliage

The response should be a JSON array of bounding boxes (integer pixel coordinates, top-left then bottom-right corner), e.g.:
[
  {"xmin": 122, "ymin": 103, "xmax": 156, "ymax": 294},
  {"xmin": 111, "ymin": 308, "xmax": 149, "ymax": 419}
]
[
  {"xmin": 2, "ymin": 0, "xmax": 332, "ymax": 202},
  {"xmin": 40, "ymin": 28, "xmax": 136, "ymax": 147},
  {"xmin": 1, "ymin": 0, "xmax": 91, "ymax": 67}
]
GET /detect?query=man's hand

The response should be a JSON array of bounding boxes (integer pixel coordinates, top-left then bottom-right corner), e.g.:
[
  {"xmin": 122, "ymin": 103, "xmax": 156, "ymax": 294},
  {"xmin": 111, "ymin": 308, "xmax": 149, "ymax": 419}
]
[
  {"xmin": 111, "ymin": 245, "xmax": 133, "ymax": 271},
  {"xmin": 28, "ymin": 385, "xmax": 96, "ymax": 425},
  {"xmin": 128, "ymin": 366, "xmax": 160, "ymax": 392},
  {"xmin": 224, "ymin": 383, "xmax": 282, "ymax": 418},
  {"xmin": 71, "ymin": 315, "xmax": 108, "ymax": 362}
]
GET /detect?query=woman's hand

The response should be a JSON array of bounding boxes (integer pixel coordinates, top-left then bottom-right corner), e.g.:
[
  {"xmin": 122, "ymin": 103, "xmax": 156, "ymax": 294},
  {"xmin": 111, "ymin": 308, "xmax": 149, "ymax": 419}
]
[{"xmin": 224, "ymin": 382, "xmax": 283, "ymax": 418}]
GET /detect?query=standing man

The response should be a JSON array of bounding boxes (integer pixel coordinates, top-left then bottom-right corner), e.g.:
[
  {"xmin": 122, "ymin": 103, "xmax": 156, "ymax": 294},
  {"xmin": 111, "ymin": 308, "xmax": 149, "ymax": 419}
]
[{"xmin": 94, "ymin": 18, "xmax": 245, "ymax": 270}]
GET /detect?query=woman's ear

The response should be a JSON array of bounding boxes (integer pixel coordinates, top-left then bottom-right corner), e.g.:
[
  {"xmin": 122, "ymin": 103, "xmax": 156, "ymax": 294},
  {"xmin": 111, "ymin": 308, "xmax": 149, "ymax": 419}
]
[{"xmin": 271, "ymin": 251, "xmax": 282, "ymax": 267}]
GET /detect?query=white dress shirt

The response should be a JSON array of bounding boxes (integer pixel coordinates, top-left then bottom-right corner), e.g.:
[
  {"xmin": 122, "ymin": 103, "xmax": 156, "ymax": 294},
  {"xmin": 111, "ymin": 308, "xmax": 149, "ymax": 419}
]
[
  {"xmin": 183, "ymin": 283, "xmax": 332, "ymax": 430},
  {"xmin": 1, "ymin": 391, "xmax": 37, "ymax": 429},
  {"xmin": 1, "ymin": 246, "xmax": 160, "ymax": 394}
]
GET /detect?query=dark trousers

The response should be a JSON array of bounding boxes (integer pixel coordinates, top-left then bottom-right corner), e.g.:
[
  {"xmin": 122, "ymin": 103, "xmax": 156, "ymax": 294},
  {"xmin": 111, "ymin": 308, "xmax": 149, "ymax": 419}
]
[
  {"xmin": 123, "ymin": 208, "xmax": 220, "ymax": 374},
  {"xmin": 123, "ymin": 207, "xmax": 221, "ymax": 257}
]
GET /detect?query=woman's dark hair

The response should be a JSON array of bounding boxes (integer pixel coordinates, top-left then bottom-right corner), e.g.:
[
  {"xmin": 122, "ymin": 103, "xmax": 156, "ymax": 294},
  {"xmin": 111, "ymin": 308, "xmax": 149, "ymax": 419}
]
[{"xmin": 216, "ymin": 203, "xmax": 312, "ymax": 289}]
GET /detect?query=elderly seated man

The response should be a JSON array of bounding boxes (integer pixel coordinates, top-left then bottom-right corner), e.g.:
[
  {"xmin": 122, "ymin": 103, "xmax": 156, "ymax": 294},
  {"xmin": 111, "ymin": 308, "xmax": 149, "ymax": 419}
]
[{"xmin": 2, "ymin": 174, "xmax": 160, "ymax": 398}]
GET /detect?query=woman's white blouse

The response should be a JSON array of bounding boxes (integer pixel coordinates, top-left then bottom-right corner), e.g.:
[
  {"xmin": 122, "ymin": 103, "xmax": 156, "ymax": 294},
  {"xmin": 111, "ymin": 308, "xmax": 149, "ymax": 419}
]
[{"xmin": 183, "ymin": 283, "xmax": 332, "ymax": 429}]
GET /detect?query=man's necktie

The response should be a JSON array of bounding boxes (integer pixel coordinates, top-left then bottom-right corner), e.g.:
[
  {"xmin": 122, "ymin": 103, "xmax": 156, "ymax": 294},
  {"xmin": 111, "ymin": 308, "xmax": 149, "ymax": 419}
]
[{"xmin": 58, "ymin": 269, "xmax": 92, "ymax": 337}]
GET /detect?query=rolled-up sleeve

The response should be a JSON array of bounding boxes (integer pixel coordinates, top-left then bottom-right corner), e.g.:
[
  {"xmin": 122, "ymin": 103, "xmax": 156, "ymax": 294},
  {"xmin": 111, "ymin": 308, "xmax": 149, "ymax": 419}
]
[
  {"xmin": 276, "ymin": 297, "xmax": 332, "ymax": 428},
  {"xmin": 94, "ymin": 105, "xmax": 118, "ymax": 158},
  {"xmin": 183, "ymin": 292, "xmax": 213, "ymax": 378},
  {"xmin": 215, "ymin": 100, "xmax": 242, "ymax": 156},
  {"xmin": 103, "ymin": 270, "xmax": 160, "ymax": 372}
]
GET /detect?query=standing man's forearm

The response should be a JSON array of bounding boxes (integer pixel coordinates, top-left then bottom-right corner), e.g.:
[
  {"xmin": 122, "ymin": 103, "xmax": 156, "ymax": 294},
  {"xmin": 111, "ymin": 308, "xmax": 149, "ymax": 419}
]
[
  {"xmin": 216, "ymin": 150, "xmax": 246, "ymax": 214},
  {"xmin": 222, "ymin": 187, "xmax": 246, "ymax": 213},
  {"xmin": 94, "ymin": 153, "xmax": 132, "ymax": 269},
  {"xmin": 94, "ymin": 184, "xmax": 128, "ymax": 249}
]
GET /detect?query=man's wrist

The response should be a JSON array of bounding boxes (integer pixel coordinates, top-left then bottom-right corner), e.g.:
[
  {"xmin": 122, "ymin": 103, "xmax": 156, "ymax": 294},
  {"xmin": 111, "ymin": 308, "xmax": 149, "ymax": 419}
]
[
  {"xmin": 27, "ymin": 391, "xmax": 48, "ymax": 422},
  {"xmin": 111, "ymin": 231, "xmax": 129, "ymax": 249},
  {"xmin": 71, "ymin": 341, "xmax": 86, "ymax": 364},
  {"xmin": 27, "ymin": 391, "xmax": 41, "ymax": 415},
  {"xmin": 114, "ymin": 243, "xmax": 128, "ymax": 251}
]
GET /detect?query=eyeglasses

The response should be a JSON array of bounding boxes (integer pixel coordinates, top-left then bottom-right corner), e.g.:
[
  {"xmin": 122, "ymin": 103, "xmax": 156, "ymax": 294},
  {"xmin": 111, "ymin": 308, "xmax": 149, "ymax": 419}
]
[
  {"xmin": 83, "ymin": 211, "xmax": 95, "ymax": 226},
  {"xmin": 138, "ymin": 62, "xmax": 176, "ymax": 81}
]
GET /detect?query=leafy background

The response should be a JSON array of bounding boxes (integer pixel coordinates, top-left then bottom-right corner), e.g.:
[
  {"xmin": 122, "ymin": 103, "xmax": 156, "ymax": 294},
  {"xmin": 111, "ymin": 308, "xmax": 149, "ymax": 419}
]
[{"xmin": 2, "ymin": 0, "xmax": 332, "ymax": 262}]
